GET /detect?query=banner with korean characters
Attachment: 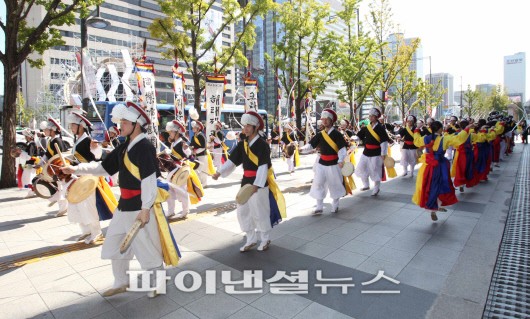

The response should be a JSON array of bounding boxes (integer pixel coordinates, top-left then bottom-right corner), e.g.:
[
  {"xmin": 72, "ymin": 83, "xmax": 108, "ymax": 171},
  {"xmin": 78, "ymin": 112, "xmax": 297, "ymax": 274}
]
[
  {"xmin": 172, "ymin": 64, "xmax": 185, "ymax": 121},
  {"xmin": 244, "ymin": 78, "xmax": 258, "ymax": 112},
  {"xmin": 204, "ymin": 75, "xmax": 225, "ymax": 138},
  {"xmin": 135, "ymin": 61, "xmax": 159, "ymax": 149}
]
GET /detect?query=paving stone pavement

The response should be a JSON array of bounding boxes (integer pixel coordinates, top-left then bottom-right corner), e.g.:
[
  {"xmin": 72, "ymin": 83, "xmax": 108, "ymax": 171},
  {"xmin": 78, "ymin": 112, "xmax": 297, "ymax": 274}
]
[{"xmin": 0, "ymin": 143, "xmax": 524, "ymax": 319}]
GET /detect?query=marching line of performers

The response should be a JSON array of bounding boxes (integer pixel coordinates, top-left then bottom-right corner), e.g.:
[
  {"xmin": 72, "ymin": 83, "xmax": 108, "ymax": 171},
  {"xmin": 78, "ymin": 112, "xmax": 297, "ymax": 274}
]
[{"xmin": 9, "ymin": 101, "xmax": 520, "ymax": 298}]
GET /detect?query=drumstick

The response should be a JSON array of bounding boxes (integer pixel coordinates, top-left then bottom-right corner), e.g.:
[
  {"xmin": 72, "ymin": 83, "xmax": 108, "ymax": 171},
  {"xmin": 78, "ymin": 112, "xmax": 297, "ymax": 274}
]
[{"xmin": 55, "ymin": 144, "xmax": 67, "ymax": 167}]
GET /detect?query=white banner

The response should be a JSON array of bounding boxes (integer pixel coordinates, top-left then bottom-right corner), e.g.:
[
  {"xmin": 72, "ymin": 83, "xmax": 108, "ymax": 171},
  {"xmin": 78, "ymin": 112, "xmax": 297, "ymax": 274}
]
[
  {"xmin": 244, "ymin": 78, "xmax": 258, "ymax": 112},
  {"xmin": 205, "ymin": 75, "xmax": 225, "ymax": 138},
  {"xmin": 81, "ymin": 48, "xmax": 98, "ymax": 99},
  {"xmin": 135, "ymin": 62, "xmax": 159, "ymax": 149},
  {"xmin": 172, "ymin": 65, "xmax": 185, "ymax": 121}
]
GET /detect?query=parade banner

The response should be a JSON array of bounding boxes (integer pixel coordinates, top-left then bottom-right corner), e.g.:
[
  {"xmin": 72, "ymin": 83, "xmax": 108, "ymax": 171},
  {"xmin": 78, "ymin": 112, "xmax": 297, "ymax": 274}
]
[
  {"xmin": 277, "ymin": 78, "xmax": 283, "ymax": 143},
  {"xmin": 172, "ymin": 64, "xmax": 185, "ymax": 121},
  {"xmin": 244, "ymin": 78, "xmax": 258, "ymax": 112},
  {"xmin": 204, "ymin": 75, "xmax": 225, "ymax": 138},
  {"xmin": 135, "ymin": 61, "xmax": 159, "ymax": 149},
  {"xmin": 79, "ymin": 48, "xmax": 98, "ymax": 99}
]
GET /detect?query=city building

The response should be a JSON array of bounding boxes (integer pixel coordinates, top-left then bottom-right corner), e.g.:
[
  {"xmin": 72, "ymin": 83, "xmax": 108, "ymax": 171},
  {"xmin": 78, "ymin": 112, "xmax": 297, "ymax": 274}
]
[
  {"xmin": 503, "ymin": 52, "xmax": 526, "ymax": 104},
  {"xmin": 428, "ymin": 73, "xmax": 454, "ymax": 119},
  {"xmin": 20, "ymin": 0, "xmax": 237, "ymax": 119},
  {"xmin": 476, "ymin": 84, "xmax": 496, "ymax": 95},
  {"xmin": 244, "ymin": 0, "xmax": 349, "ymax": 117}
]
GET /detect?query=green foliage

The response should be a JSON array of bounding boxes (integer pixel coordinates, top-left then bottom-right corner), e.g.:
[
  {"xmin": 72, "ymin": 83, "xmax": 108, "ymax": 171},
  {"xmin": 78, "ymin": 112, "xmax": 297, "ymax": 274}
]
[
  {"xmin": 1, "ymin": 0, "xmax": 103, "ymax": 69},
  {"xmin": 149, "ymin": 0, "xmax": 274, "ymax": 109},
  {"xmin": 266, "ymin": 0, "xmax": 330, "ymax": 128},
  {"xmin": 322, "ymin": 0, "xmax": 379, "ymax": 129}
]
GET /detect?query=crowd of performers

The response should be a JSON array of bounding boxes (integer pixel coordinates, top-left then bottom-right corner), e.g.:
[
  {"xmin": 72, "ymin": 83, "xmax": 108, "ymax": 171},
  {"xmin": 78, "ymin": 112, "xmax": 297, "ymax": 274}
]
[{"xmin": 11, "ymin": 101, "xmax": 521, "ymax": 298}]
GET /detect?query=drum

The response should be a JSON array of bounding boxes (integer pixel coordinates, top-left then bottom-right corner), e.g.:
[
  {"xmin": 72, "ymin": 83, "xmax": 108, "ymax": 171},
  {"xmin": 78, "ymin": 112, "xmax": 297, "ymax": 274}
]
[
  {"xmin": 66, "ymin": 176, "xmax": 99, "ymax": 203},
  {"xmin": 169, "ymin": 165, "xmax": 190, "ymax": 187},
  {"xmin": 384, "ymin": 156, "xmax": 395, "ymax": 168},
  {"xmin": 120, "ymin": 220, "xmax": 142, "ymax": 254},
  {"xmin": 236, "ymin": 184, "xmax": 255, "ymax": 205},
  {"xmin": 341, "ymin": 162, "xmax": 355, "ymax": 176},
  {"xmin": 284, "ymin": 143, "xmax": 296, "ymax": 158},
  {"xmin": 32, "ymin": 176, "xmax": 58, "ymax": 199},
  {"xmin": 157, "ymin": 153, "xmax": 178, "ymax": 173},
  {"xmin": 42, "ymin": 154, "xmax": 71, "ymax": 182}
]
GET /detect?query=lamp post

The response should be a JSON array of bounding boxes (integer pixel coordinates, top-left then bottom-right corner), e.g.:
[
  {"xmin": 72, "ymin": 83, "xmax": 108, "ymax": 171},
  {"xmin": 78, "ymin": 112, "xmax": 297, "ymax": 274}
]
[{"xmin": 80, "ymin": 6, "xmax": 111, "ymax": 111}]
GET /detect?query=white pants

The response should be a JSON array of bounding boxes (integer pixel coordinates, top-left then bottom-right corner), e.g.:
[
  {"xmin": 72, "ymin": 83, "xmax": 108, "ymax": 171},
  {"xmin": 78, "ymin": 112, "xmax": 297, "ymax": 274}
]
[
  {"xmin": 49, "ymin": 180, "xmax": 68, "ymax": 212},
  {"xmin": 167, "ymin": 183, "xmax": 190, "ymax": 215},
  {"xmin": 211, "ymin": 147, "xmax": 223, "ymax": 169},
  {"xmin": 67, "ymin": 189, "xmax": 102, "ymax": 235},
  {"xmin": 271, "ymin": 144, "xmax": 281, "ymax": 158},
  {"xmin": 286, "ymin": 155, "xmax": 295, "ymax": 172},
  {"xmin": 401, "ymin": 149, "xmax": 417, "ymax": 173},
  {"xmin": 355, "ymin": 154, "xmax": 383, "ymax": 185},
  {"xmin": 102, "ymin": 208, "xmax": 163, "ymax": 288},
  {"xmin": 21, "ymin": 167, "xmax": 36, "ymax": 188},
  {"xmin": 309, "ymin": 163, "xmax": 346, "ymax": 200},
  {"xmin": 237, "ymin": 187, "xmax": 272, "ymax": 244},
  {"xmin": 196, "ymin": 155, "xmax": 209, "ymax": 186},
  {"xmin": 500, "ymin": 140, "xmax": 507, "ymax": 159}
]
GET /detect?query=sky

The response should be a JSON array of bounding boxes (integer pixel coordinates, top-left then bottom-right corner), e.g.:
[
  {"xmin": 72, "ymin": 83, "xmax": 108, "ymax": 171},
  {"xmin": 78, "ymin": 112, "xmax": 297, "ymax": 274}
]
[
  {"xmin": 362, "ymin": 0, "xmax": 529, "ymax": 97},
  {"xmin": 0, "ymin": 0, "xmax": 528, "ymax": 100}
]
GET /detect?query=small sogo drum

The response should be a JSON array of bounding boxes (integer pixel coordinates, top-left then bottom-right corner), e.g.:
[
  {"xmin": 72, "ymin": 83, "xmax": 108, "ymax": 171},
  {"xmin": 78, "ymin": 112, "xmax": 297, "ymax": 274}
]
[
  {"xmin": 341, "ymin": 162, "xmax": 355, "ymax": 176},
  {"xmin": 384, "ymin": 156, "xmax": 395, "ymax": 168},
  {"xmin": 284, "ymin": 142, "xmax": 296, "ymax": 158},
  {"xmin": 32, "ymin": 175, "xmax": 58, "ymax": 199},
  {"xmin": 66, "ymin": 175, "xmax": 99, "ymax": 204},
  {"xmin": 236, "ymin": 184, "xmax": 255, "ymax": 205},
  {"xmin": 120, "ymin": 220, "xmax": 142, "ymax": 254},
  {"xmin": 168, "ymin": 164, "xmax": 190, "ymax": 187},
  {"xmin": 42, "ymin": 154, "xmax": 72, "ymax": 182},
  {"xmin": 157, "ymin": 153, "xmax": 179, "ymax": 173}
]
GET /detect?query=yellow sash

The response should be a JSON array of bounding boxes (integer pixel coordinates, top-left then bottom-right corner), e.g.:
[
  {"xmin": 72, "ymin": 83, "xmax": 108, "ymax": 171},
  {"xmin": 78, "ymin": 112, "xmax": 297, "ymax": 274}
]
[
  {"xmin": 123, "ymin": 152, "xmax": 180, "ymax": 266},
  {"xmin": 47, "ymin": 140, "xmax": 55, "ymax": 156},
  {"xmin": 193, "ymin": 135, "xmax": 216, "ymax": 175},
  {"xmin": 286, "ymin": 133, "xmax": 300, "ymax": 167},
  {"xmin": 171, "ymin": 148, "xmax": 183, "ymax": 160},
  {"xmin": 244, "ymin": 141, "xmax": 286, "ymax": 219},
  {"xmin": 74, "ymin": 151, "xmax": 88, "ymax": 164},
  {"xmin": 366, "ymin": 123, "xmax": 381, "ymax": 143},
  {"xmin": 321, "ymin": 130, "xmax": 356, "ymax": 193},
  {"xmin": 406, "ymin": 126, "xmax": 414, "ymax": 138},
  {"xmin": 321, "ymin": 130, "xmax": 339, "ymax": 152},
  {"xmin": 367, "ymin": 124, "xmax": 397, "ymax": 178}
]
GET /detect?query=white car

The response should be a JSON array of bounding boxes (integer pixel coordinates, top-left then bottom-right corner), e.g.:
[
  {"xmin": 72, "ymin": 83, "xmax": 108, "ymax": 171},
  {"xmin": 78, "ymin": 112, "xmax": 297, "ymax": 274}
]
[{"xmin": 0, "ymin": 130, "xmax": 28, "ymax": 150}]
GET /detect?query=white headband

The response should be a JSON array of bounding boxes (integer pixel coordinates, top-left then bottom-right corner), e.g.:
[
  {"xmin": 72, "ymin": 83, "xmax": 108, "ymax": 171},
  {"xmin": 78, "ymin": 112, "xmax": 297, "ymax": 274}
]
[
  {"xmin": 241, "ymin": 113, "xmax": 260, "ymax": 128},
  {"xmin": 369, "ymin": 108, "xmax": 381, "ymax": 117},
  {"xmin": 321, "ymin": 110, "xmax": 334, "ymax": 120}
]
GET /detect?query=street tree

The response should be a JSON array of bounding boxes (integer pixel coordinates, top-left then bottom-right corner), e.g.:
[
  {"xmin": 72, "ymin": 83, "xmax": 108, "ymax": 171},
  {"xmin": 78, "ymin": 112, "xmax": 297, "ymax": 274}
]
[
  {"xmin": 415, "ymin": 78, "xmax": 444, "ymax": 119},
  {"xmin": 266, "ymin": 0, "xmax": 330, "ymax": 130},
  {"xmin": 390, "ymin": 41, "xmax": 424, "ymax": 122},
  {"xmin": 320, "ymin": 0, "xmax": 379, "ymax": 130},
  {"xmin": 0, "ymin": 0, "xmax": 103, "ymax": 188},
  {"xmin": 148, "ymin": 0, "xmax": 275, "ymax": 112},
  {"xmin": 462, "ymin": 85, "xmax": 481, "ymax": 118}
]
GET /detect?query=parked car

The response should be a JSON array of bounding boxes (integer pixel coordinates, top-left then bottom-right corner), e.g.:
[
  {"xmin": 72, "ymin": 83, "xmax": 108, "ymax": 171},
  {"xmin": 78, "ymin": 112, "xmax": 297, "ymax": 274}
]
[{"xmin": 0, "ymin": 130, "xmax": 28, "ymax": 150}]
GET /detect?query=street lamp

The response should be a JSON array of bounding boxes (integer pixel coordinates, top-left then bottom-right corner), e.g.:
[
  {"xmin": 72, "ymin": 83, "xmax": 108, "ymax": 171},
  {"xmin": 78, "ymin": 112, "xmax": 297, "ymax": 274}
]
[{"xmin": 80, "ymin": 5, "xmax": 111, "ymax": 111}]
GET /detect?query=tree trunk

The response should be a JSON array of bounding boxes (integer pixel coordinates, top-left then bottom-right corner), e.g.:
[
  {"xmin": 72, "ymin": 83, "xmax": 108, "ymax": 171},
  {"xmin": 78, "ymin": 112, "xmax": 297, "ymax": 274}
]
[
  {"xmin": 0, "ymin": 61, "xmax": 20, "ymax": 188},
  {"xmin": 193, "ymin": 70, "xmax": 201, "ymax": 115}
]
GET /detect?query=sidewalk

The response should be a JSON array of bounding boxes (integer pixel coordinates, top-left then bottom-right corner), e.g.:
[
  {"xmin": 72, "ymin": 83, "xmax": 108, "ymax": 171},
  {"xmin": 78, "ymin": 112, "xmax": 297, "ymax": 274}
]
[{"xmin": 0, "ymin": 144, "xmax": 524, "ymax": 319}]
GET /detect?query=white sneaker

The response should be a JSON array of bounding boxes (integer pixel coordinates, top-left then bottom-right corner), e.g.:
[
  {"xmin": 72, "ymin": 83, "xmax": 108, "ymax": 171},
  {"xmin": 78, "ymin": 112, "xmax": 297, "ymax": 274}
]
[
  {"xmin": 172, "ymin": 212, "xmax": 188, "ymax": 220},
  {"xmin": 55, "ymin": 210, "xmax": 67, "ymax": 217},
  {"xmin": 371, "ymin": 188, "xmax": 380, "ymax": 196},
  {"xmin": 257, "ymin": 240, "xmax": 271, "ymax": 251},
  {"xmin": 240, "ymin": 242, "xmax": 257, "ymax": 252},
  {"xmin": 85, "ymin": 232, "xmax": 103, "ymax": 244}
]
